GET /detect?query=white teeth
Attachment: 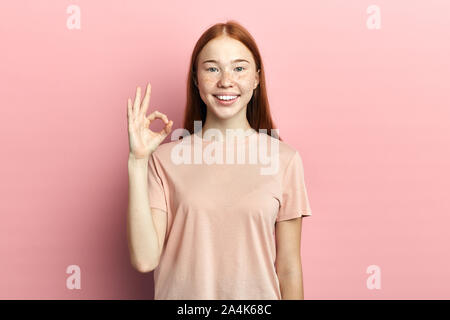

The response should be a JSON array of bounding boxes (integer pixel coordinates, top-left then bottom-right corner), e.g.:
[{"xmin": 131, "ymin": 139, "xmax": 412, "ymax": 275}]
[{"xmin": 216, "ymin": 95, "xmax": 238, "ymax": 101}]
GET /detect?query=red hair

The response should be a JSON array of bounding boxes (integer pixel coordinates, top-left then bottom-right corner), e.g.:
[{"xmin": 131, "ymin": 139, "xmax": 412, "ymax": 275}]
[{"xmin": 181, "ymin": 20, "xmax": 282, "ymax": 141}]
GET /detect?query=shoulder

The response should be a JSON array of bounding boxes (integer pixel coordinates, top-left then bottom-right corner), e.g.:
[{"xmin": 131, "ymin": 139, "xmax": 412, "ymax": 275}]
[
  {"xmin": 150, "ymin": 133, "xmax": 192, "ymax": 160},
  {"xmin": 259, "ymin": 131, "xmax": 300, "ymax": 164}
]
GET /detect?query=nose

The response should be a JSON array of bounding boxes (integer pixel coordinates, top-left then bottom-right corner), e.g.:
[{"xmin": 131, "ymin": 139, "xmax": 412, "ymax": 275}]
[{"xmin": 218, "ymin": 70, "xmax": 234, "ymax": 87}]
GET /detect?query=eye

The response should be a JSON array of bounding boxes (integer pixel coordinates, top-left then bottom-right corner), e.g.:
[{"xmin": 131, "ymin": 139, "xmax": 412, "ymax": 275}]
[{"xmin": 206, "ymin": 66, "xmax": 245, "ymax": 72}]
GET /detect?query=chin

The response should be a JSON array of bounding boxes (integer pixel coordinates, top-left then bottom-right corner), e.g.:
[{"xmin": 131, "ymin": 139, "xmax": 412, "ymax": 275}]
[
  {"xmin": 211, "ymin": 109, "xmax": 239, "ymax": 120},
  {"xmin": 211, "ymin": 103, "xmax": 245, "ymax": 116}
]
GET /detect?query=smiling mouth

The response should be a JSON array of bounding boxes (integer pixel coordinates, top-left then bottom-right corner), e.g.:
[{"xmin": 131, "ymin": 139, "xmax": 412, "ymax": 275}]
[
  {"xmin": 213, "ymin": 95, "xmax": 240, "ymax": 99},
  {"xmin": 213, "ymin": 95, "xmax": 239, "ymax": 103}
]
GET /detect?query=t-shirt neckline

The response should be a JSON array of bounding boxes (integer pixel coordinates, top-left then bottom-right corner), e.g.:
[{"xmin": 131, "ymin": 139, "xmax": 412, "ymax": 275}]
[{"xmin": 193, "ymin": 129, "xmax": 258, "ymax": 144}]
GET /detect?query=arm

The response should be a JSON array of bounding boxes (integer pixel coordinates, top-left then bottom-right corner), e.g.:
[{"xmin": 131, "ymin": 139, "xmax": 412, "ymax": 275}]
[
  {"xmin": 275, "ymin": 217, "xmax": 304, "ymax": 300},
  {"xmin": 126, "ymin": 83, "xmax": 172, "ymax": 273},
  {"xmin": 127, "ymin": 153, "xmax": 161, "ymax": 273}
]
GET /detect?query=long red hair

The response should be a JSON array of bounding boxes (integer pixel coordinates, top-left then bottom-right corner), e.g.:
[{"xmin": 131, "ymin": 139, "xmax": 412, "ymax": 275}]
[{"xmin": 181, "ymin": 20, "xmax": 282, "ymax": 141}]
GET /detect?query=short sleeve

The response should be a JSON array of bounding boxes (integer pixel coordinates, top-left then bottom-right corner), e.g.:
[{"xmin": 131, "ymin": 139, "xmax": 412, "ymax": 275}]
[
  {"xmin": 147, "ymin": 152, "xmax": 168, "ymax": 212},
  {"xmin": 276, "ymin": 151, "xmax": 312, "ymax": 222}
]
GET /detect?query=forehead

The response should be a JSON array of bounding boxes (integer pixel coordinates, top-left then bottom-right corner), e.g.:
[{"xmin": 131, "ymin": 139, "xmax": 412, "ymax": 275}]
[{"xmin": 198, "ymin": 36, "xmax": 254, "ymax": 64}]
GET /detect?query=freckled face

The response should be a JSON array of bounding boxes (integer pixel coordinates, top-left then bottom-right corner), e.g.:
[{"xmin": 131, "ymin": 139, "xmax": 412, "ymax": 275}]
[{"xmin": 195, "ymin": 36, "xmax": 260, "ymax": 119}]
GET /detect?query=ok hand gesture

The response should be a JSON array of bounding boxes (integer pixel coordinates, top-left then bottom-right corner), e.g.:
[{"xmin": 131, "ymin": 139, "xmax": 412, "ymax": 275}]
[{"xmin": 127, "ymin": 83, "xmax": 173, "ymax": 159}]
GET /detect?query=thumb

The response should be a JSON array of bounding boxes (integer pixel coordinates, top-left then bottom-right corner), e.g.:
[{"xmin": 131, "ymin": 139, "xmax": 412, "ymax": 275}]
[{"xmin": 158, "ymin": 120, "xmax": 173, "ymax": 137}]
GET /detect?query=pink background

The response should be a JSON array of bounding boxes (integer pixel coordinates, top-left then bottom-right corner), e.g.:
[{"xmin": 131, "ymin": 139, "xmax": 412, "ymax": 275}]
[{"xmin": 1, "ymin": 0, "xmax": 449, "ymax": 299}]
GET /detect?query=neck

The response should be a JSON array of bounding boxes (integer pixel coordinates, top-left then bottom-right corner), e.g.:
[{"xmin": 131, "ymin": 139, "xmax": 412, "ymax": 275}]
[{"xmin": 201, "ymin": 109, "xmax": 253, "ymax": 138}]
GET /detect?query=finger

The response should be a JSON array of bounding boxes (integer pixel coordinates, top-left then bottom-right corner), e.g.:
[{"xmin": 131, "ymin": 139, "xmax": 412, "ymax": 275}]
[
  {"xmin": 159, "ymin": 120, "xmax": 173, "ymax": 136},
  {"xmin": 127, "ymin": 98, "xmax": 132, "ymax": 123},
  {"xmin": 147, "ymin": 110, "xmax": 169, "ymax": 124},
  {"xmin": 140, "ymin": 83, "xmax": 151, "ymax": 117},
  {"xmin": 133, "ymin": 86, "xmax": 141, "ymax": 118},
  {"xmin": 154, "ymin": 111, "xmax": 169, "ymax": 124},
  {"xmin": 127, "ymin": 98, "xmax": 133, "ymax": 130},
  {"xmin": 167, "ymin": 120, "xmax": 174, "ymax": 132}
]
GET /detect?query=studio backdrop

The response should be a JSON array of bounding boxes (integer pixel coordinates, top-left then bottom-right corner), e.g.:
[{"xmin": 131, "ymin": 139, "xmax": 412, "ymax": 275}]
[{"xmin": 0, "ymin": 0, "xmax": 449, "ymax": 299}]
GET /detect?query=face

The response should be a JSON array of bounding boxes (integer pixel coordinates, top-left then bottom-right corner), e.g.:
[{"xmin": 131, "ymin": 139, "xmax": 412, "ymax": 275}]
[{"xmin": 195, "ymin": 36, "xmax": 260, "ymax": 120}]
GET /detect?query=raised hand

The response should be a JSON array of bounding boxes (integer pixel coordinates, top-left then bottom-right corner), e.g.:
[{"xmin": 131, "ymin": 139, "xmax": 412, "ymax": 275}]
[{"xmin": 127, "ymin": 83, "xmax": 173, "ymax": 159}]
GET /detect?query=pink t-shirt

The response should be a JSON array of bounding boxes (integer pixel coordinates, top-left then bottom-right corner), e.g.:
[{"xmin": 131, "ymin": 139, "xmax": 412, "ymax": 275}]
[{"xmin": 147, "ymin": 130, "xmax": 312, "ymax": 300}]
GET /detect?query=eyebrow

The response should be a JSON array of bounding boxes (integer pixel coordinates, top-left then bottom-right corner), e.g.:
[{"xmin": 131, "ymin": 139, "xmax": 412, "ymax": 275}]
[{"xmin": 202, "ymin": 59, "xmax": 250, "ymax": 64}]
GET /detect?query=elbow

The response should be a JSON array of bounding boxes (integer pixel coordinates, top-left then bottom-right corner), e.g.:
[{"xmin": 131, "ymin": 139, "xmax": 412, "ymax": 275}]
[
  {"xmin": 135, "ymin": 264, "xmax": 153, "ymax": 273},
  {"xmin": 132, "ymin": 258, "xmax": 160, "ymax": 273}
]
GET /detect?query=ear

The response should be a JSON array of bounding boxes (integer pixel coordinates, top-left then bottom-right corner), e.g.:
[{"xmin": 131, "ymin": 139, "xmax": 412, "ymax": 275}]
[{"xmin": 254, "ymin": 69, "xmax": 260, "ymax": 89}]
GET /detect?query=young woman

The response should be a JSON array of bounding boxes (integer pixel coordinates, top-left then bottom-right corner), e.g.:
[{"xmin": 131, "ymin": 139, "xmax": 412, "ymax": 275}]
[{"xmin": 127, "ymin": 21, "xmax": 312, "ymax": 300}]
